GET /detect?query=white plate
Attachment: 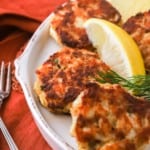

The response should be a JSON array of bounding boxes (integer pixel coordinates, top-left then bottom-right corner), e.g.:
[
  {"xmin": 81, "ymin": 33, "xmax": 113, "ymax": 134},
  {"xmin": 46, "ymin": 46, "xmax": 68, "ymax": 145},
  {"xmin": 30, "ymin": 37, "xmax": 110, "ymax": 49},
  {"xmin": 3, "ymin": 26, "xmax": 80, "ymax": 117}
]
[{"xmin": 15, "ymin": 14, "xmax": 77, "ymax": 150}]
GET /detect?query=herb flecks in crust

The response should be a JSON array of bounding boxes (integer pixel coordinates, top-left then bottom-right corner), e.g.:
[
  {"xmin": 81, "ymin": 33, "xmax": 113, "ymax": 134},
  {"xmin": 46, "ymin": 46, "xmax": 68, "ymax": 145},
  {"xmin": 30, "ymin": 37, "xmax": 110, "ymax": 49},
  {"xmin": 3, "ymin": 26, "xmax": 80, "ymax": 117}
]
[{"xmin": 34, "ymin": 47, "xmax": 110, "ymax": 113}]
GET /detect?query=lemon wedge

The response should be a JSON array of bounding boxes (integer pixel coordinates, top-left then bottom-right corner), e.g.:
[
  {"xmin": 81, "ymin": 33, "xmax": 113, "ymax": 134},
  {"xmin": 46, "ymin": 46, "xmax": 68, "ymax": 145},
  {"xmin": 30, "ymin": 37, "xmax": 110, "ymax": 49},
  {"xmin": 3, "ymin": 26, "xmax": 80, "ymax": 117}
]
[
  {"xmin": 107, "ymin": 0, "xmax": 150, "ymax": 22},
  {"xmin": 84, "ymin": 18, "xmax": 145, "ymax": 78}
]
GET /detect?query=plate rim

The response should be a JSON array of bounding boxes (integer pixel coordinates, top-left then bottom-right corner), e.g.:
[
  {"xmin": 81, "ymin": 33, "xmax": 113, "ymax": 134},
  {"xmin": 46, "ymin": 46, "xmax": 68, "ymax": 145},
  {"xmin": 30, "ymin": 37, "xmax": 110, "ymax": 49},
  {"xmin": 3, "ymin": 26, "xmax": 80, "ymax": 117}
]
[{"xmin": 14, "ymin": 14, "xmax": 74, "ymax": 150}]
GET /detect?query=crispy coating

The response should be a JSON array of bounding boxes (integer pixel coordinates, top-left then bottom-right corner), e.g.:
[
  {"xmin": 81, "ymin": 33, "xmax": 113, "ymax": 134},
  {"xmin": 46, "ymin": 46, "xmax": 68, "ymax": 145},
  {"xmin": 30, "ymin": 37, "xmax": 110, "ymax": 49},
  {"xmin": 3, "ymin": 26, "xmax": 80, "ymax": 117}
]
[
  {"xmin": 123, "ymin": 10, "xmax": 150, "ymax": 74},
  {"xmin": 70, "ymin": 82, "xmax": 150, "ymax": 150},
  {"xmin": 34, "ymin": 47, "xmax": 110, "ymax": 113},
  {"xmin": 49, "ymin": 0, "xmax": 121, "ymax": 50}
]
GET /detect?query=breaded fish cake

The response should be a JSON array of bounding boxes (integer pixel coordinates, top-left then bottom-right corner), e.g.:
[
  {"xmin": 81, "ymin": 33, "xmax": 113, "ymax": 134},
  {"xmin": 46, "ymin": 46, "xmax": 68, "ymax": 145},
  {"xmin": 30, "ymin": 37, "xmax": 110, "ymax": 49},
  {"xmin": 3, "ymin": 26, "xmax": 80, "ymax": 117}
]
[
  {"xmin": 49, "ymin": 0, "xmax": 121, "ymax": 50},
  {"xmin": 70, "ymin": 82, "xmax": 150, "ymax": 150},
  {"xmin": 123, "ymin": 11, "xmax": 150, "ymax": 74},
  {"xmin": 34, "ymin": 47, "xmax": 110, "ymax": 113}
]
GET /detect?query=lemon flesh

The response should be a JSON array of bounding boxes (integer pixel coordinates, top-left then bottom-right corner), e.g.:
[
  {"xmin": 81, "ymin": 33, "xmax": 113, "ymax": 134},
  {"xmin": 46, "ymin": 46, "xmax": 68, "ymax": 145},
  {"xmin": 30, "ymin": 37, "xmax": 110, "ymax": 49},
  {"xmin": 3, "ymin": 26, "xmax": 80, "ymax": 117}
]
[
  {"xmin": 107, "ymin": 0, "xmax": 150, "ymax": 22},
  {"xmin": 84, "ymin": 18, "xmax": 145, "ymax": 78}
]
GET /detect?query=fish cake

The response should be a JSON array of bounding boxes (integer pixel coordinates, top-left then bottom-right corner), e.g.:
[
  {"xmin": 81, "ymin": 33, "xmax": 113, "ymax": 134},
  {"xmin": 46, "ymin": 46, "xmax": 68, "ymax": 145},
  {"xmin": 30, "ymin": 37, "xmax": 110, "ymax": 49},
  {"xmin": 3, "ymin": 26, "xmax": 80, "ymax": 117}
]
[
  {"xmin": 123, "ymin": 10, "xmax": 150, "ymax": 74},
  {"xmin": 70, "ymin": 82, "xmax": 150, "ymax": 150},
  {"xmin": 34, "ymin": 47, "xmax": 110, "ymax": 113},
  {"xmin": 49, "ymin": 0, "xmax": 121, "ymax": 50}
]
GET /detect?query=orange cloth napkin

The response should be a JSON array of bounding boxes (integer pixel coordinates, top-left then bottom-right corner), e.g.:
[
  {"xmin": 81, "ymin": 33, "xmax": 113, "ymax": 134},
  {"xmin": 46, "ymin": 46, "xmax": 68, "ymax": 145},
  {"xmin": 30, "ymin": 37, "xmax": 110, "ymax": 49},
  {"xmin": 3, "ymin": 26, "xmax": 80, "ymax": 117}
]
[{"xmin": 0, "ymin": 0, "xmax": 66, "ymax": 149}]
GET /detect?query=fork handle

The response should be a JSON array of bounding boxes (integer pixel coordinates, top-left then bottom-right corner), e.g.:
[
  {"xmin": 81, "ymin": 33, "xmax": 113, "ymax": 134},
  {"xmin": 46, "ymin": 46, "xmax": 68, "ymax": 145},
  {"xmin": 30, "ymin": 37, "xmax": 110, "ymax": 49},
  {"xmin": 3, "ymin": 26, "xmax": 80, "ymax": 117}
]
[{"xmin": 0, "ymin": 117, "xmax": 19, "ymax": 150}]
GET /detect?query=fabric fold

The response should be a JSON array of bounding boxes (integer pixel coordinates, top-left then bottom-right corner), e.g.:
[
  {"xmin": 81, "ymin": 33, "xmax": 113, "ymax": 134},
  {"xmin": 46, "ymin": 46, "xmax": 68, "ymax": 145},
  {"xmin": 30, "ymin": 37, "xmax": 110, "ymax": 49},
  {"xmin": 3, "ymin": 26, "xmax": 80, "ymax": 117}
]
[{"xmin": 0, "ymin": 14, "xmax": 40, "ymax": 33}]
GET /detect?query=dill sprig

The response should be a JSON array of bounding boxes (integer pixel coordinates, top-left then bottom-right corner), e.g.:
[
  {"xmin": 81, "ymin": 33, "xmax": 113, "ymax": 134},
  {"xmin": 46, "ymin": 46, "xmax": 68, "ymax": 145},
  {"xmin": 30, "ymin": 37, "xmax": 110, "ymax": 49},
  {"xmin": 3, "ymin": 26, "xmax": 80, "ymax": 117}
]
[{"xmin": 96, "ymin": 70, "xmax": 150, "ymax": 100}]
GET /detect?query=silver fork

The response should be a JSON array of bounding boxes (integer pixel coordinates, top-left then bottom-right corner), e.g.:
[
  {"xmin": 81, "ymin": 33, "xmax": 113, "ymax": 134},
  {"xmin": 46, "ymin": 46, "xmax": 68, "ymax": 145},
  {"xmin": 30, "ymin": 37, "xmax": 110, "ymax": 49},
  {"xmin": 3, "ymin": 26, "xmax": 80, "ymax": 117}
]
[{"xmin": 0, "ymin": 61, "xmax": 18, "ymax": 150}]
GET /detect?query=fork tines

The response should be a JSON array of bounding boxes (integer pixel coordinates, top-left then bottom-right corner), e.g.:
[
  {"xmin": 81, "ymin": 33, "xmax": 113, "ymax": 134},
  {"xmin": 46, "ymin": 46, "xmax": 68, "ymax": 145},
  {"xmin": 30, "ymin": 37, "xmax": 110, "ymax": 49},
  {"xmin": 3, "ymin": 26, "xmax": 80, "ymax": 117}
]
[{"xmin": 0, "ymin": 61, "xmax": 11, "ymax": 94}]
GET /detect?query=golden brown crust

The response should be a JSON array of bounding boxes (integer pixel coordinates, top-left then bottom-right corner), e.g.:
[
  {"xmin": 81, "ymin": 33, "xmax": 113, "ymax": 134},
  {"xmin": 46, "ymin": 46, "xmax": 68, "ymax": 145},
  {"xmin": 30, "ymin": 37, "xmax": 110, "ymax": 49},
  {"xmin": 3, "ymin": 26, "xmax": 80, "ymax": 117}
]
[
  {"xmin": 34, "ymin": 47, "xmax": 110, "ymax": 113},
  {"xmin": 50, "ymin": 0, "xmax": 121, "ymax": 50},
  {"xmin": 123, "ymin": 10, "xmax": 150, "ymax": 74},
  {"xmin": 70, "ymin": 82, "xmax": 150, "ymax": 150}
]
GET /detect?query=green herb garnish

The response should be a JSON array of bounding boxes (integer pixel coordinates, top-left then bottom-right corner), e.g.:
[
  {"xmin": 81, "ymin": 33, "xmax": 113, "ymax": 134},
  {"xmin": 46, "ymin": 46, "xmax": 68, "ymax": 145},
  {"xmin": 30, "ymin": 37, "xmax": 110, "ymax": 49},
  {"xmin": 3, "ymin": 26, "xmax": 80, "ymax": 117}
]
[{"xmin": 96, "ymin": 70, "xmax": 150, "ymax": 100}]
